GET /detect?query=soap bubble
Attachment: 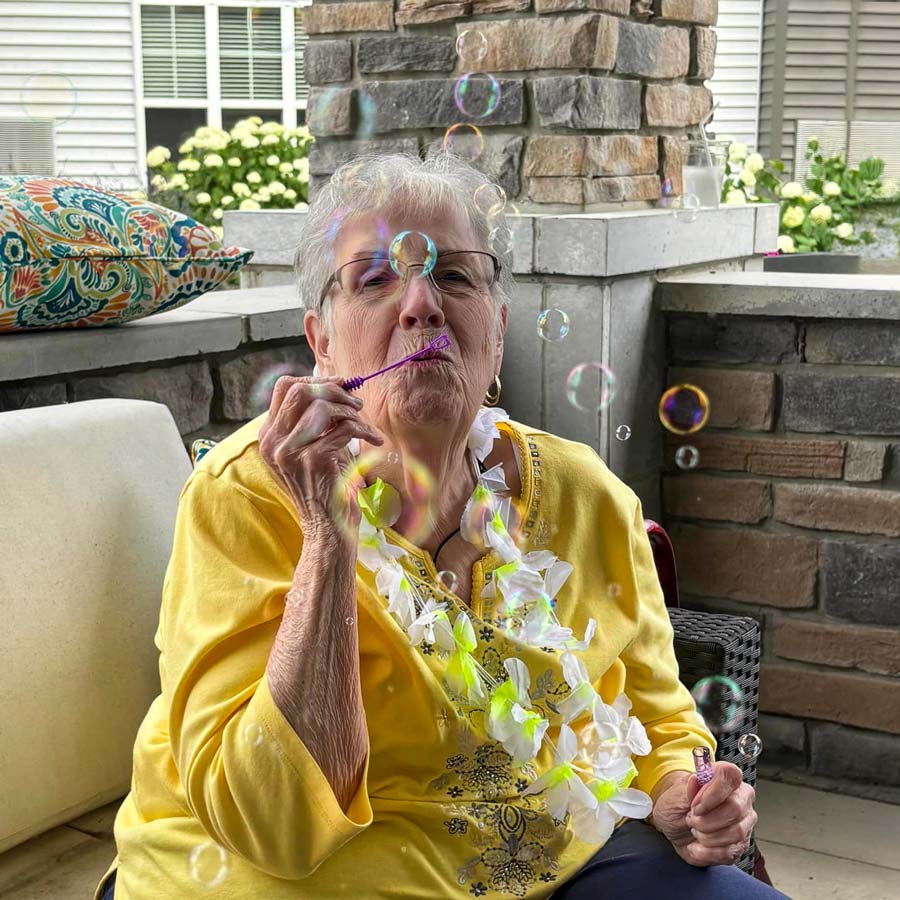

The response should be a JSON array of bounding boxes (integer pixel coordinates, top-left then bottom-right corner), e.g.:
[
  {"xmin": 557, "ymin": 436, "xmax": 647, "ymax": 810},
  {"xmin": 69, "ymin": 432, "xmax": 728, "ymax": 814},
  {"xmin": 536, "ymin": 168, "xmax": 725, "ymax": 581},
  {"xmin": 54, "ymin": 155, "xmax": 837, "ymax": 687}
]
[
  {"xmin": 333, "ymin": 449, "xmax": 436, "ymax": 545},
  {"xmin": 474, "ymin": 183, "xmax": 507, "ymax": 218},
  {"xmin": 675, "ymin": 445, "xmax": 700, "ymax": 470},
  {"xmin": 438, "ymin": 570, "xmax": 459, "ymax": 593},
  {"xmin": 691, "ymin": 676, "xmax": 744, "ymax": 733},
  {"xmin": 189, "ymin": 842, "xmax": 229, "ymax": 887},
  {"xmin": 454, "ymin": 72, "xmax": 501, "ymax": 119},
  {"xmin": 443, "ymin": 123, "xmax": 484, "ymax": 161},
  {"xmin": 489, "ymin": 224, "xmax": 514, "ymax": 256},
  {"xmin": 387, "ymin": 451, "xmax": 400, "ymax": 464},
  {"xmin": 242, "ymin": 723, "xmax": 264, "ymax": 748},
  {"xmin": 456, "ymin": 29, "xmax": 488, "ymax": 64},
  {"xmin": 566, "ymin": 363, "xmax": 617, "ymax": 413},
  {"xmin": 657, "ymin": 176, "xmax": 674, "ymax": 209},
  {"xmin": 357, "ymin": 91, "xmax": 377, "ymax": 139},
  {"xmin": 674, "ymin": 193, "xmax": 701, "ymax": 223},
  {"xmin": 21, "ymin": 72, "xmax": 78, "ymax": 122},
  {"xmin": 738, "ymin": 733, "xmax": 763, "ymax": 759},
  {"xmin": 537, "ymin": 308, "xmax": 570, "ymax": 343},
  {"xmin": 249, "ymin": 361, "xmax": 312, "ymax": 416},
  {"xmin": 389, "ymin": 230, "xmax": 438, "ymax": 279},
  {"xmin": 346, "ymin": 616, "xmax": 354, "ymax": 625},
  {"xmin": 658, "ymin": 384, "xmax": 710, "ymax": 435},
  {"xmin": 615, "ymin": 425, "xmax": 632, "ymax": 441}
]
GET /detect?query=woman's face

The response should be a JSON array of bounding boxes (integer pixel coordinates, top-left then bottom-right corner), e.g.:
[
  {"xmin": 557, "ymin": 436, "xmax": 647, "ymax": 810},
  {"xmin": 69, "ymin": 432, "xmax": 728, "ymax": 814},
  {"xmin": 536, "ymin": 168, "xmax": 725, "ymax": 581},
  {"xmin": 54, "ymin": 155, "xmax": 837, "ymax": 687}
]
[{"xmin": 308, "ymin": 206, "xmax": 507, "ymax": 429}]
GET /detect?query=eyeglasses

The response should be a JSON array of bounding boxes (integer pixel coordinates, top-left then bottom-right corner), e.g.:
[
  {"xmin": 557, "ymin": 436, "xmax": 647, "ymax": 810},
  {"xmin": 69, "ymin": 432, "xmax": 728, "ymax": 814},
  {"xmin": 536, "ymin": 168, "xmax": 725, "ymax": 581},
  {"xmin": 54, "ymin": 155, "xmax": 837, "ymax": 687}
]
[{"xmin": 321, "ymin": 250, "xmax": 501, "ymax": 305}]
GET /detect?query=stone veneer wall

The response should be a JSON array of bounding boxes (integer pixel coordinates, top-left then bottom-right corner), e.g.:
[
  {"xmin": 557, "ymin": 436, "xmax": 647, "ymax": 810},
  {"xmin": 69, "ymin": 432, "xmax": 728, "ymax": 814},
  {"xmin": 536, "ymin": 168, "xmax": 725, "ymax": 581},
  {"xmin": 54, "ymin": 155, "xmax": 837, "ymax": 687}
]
[
  {"xmin": 658, "ymin": 309, "xmax": 900, "ymax": 792},
  {"xmin": 302, "ymin": 0, "xmax": 718, "ymax": 207}
]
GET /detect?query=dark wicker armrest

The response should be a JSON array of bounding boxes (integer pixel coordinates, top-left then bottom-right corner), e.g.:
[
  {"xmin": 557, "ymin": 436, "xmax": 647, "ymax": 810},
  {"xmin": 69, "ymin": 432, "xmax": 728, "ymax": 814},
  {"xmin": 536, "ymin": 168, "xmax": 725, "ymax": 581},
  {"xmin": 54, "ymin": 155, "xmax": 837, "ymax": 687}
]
[{"xmin": 667, "ymin": 607, "xmax": 761, "ymax": 874}]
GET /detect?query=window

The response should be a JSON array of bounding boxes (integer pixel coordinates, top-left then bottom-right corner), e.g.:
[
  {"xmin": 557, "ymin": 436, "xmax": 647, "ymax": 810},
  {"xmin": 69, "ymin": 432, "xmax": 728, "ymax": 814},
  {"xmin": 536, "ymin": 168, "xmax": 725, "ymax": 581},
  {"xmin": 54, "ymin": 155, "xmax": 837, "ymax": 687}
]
[
  {"xmin": 219, "ymin": 7, "xmax": 282, "ymax": 101},
  {"xmin": 140, "ymin": 5, "xmax": 207, "ymax": 100},
  {"xmin": 144, "ymin": 108, "xmax": 208, "ymax": 155}
]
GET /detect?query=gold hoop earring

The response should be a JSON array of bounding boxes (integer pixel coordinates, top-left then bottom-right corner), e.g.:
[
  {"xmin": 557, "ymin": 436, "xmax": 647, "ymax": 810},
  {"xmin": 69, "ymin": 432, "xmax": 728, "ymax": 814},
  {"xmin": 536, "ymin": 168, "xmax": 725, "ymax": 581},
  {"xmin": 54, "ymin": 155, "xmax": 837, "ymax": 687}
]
[{"xmin": 484, "ymin": 375, "xmax": 501, "ymax": 407}]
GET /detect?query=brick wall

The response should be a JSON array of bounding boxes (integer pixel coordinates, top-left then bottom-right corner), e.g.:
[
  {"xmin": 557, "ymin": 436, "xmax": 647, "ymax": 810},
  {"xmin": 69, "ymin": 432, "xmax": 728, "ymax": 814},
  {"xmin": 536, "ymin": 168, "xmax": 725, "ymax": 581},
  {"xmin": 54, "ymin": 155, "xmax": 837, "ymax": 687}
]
[
  {"xmin": 662, "ymin": 313, "xmax": 900, "ymax": 789},
  {"xmin": 302, "ymin": 0, "xmax": 718, "ymax": 206}
]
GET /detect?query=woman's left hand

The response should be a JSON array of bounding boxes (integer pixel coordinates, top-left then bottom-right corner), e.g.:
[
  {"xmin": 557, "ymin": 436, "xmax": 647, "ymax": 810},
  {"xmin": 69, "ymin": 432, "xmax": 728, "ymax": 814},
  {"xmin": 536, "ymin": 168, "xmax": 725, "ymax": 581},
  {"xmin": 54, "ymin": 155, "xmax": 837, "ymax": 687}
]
[{"xmin": 650, "ymin": 762, "xmax": 758, "ymax": 867}]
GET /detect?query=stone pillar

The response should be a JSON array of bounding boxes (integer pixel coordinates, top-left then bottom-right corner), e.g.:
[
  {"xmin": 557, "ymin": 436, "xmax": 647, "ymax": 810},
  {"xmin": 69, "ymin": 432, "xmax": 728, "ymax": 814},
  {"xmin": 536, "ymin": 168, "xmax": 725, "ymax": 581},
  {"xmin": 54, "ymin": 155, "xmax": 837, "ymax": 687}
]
[{"xmin": 302, "ymin": 0, "xmax": 718, "ymax": 208}]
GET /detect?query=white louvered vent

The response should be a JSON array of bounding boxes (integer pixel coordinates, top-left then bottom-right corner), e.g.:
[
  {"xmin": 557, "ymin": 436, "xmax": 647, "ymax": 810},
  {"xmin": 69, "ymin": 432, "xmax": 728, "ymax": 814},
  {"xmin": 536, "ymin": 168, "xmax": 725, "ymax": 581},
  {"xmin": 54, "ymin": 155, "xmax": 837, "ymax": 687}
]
[
  {"xmin": 140, "ymin": 5, "xmax": 207, "ymax": 100},
  {"xmin": 219, "ymin": 7, "xmax": 282, "ymax": 101},
  {"xmin": 848, "ymin": 121, "xmax": 900, "ymax": 179},
  {"xmin": 793, "ymin": 120, "xmax": 848, "ymax": 182},
  {"xmin": 0, "ymin": 118, "xmax": 56, "ymax": 176},
  {"xmin": 294, "ymin": 9, "xmax": 310, "ymax": 105}
]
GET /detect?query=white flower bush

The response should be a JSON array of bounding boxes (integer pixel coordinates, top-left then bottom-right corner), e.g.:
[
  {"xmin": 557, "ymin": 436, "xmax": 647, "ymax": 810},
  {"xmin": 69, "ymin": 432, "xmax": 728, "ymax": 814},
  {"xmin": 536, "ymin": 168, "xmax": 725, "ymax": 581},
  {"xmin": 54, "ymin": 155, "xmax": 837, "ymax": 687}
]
[{"xmin": 146, "ymin": 117, "xmax": 313, "ymax": 232}]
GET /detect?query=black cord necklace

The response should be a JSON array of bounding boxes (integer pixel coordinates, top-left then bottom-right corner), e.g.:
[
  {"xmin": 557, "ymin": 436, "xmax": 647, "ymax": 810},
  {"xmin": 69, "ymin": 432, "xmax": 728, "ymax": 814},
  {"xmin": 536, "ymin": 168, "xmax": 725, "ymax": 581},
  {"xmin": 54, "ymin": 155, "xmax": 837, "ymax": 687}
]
[{"xmin": 433, "ymin": 451, "xmax": 485, "ymax": 563}]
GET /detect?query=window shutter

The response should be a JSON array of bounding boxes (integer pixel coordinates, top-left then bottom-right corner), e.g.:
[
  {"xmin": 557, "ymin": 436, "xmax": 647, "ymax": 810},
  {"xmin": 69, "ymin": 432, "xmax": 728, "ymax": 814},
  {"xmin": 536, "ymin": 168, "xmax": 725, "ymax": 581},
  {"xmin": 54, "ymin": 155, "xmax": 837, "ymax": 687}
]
[
  {"xmin": 219, "ymin": 7, "xmax": 282, "ymax": 101},
  {"xmin": 140, "ymin": 5, "xmax": 207, "ymax": 100},
  {"xmin": 294, "ymin": 10, "xmax": 310, "ymax": 104}
]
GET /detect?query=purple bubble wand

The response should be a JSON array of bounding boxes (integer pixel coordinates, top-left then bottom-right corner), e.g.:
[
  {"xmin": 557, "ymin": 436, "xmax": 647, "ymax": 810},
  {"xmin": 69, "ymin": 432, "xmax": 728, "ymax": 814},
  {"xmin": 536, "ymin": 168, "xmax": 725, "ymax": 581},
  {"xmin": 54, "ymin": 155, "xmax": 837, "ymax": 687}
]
[{"xmin": 341, "ymin": 334, "xmax": 452, "ymax": 392}]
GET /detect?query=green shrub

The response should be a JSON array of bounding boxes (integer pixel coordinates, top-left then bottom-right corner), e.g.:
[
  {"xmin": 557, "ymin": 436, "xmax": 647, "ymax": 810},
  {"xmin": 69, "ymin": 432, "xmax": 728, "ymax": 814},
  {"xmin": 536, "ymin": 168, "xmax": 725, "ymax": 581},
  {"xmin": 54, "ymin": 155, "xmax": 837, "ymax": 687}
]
[
  {"xmin": 720, "ymin": 137, "xmax": 899, "ymax": 253},
  {"xmin": 145, "ymin": 117, "xmax": 314, "ymax": 235}
]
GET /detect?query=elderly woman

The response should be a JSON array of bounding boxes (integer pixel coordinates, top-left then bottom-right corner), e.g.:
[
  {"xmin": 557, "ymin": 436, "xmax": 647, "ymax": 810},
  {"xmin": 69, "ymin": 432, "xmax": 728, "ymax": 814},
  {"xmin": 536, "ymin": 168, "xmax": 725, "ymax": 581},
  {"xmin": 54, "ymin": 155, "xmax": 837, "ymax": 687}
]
[{"xmin": 94, "ymin": 152, "xmax": 790, "ymax": 900}]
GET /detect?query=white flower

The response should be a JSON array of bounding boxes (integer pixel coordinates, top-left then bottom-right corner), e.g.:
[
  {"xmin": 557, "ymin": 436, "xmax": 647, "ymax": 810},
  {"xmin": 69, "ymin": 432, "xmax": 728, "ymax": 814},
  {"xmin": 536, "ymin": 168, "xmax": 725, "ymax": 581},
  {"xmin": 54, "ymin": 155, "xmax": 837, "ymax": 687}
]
[
  {"xmin": 744, "ymin": 152, "xmax": 765, "ymax": 173},
  {"xmin": 739, "ymin": 168, "xmax": 756, "ymax": 187},
  {"xmin": 522, "ymin": 725, "xmax": 599, "ymax": 822},
  {"xmin": 227, "ymin": 157, "xmax": 242, "ymax": 167},
  {"xmin": 728, "ymin": 141, "xmax": 748, "ymax": 163},
  {"xmin": 266, "ymin": 153, "xmax": 280, "ymax": 166},
  {"xmin": 260, "ymin": 121, "xmax": 284, "ymax": 135},
  {"xmin": 569, "ymin": 757, "xmax": 653, "ymax": 845},
  {"xmin": 823, "ymin": 181, "xmax": 841, "ymax": 197},
  {"xmin": 256, "ymin": 186, "xmax": 272, "ymax": 202},
  {"xmin": 150, "ymin": 173, "xmax": 167, "ymax": 190},
  {"xmin": 587, "ymin": 693, "xmax": 652, "ymax": 771},
  {"xmin": 407, "ymin": 597, "xmax": 451, "ymax": 645},
  {"xmin": 221, "ymin": 194, "xmax": 234, "ymax": 206},
  {"xmin": 268, "ymin": 180, "xmax": 286, "ymax": 195},
  {"xmin": 375, "ymin": 561, "xmax": 421, "ymax": 628},
  {"xmin": 232, "ymin": 182, "xmax": 251, "ymax": 198},
  {"xmin": 833, "ymin": 222, "xmax": 854, "ymax": 240},
  {"xmin": 294, "ymin": 201, "xmax": 309, "ymax": 211},
  {"xmin": 239, "ymin": 198, "xmax": 261, "ymax": 211},
  {"xmin": 279, "ymin": 161, "xmax": 294, "ymax": 175},
  {"xmin": 433, "ymin": 611, "xmax": 487, "ymax": 704},
  {"xmin": 776, "ymin": 234, "xmax": 796, "ymax": 253},
  {"xmin": 468, "ymin": 406, "xmax": 511, "ymax": 461},
  {"xmin": 262, "ymin": 134, "xmax": 280, "ymax": 146},
  {"xmin": 486, "ymin": 658, "xmax": 548, "ymax": 763},
  {"xmin": 724, "ymin": 188, "xmax": 747, "ymax": 205},
  {"xmin": 880, "ymin": 177, "xmax": 899, "ymax": 196},
  {"xmin": 284, "ymin": 188, "xmax": 297, "ymax": 201},
  {"xmin": 146, "ymin": 145, "xmax": 170, "ymax": 168},
  {"xmin": 556, "ymin": 652, "xmax": 601, "ymax": 724},
  {"xmin": 203, "ymin": 153, "xmax": 224, "ymax": 168},
  {"xmin": 169, "ymin": 173, "xmax": 187, "ymax": 190},
  {"xmin": 195, "ymin": 191, "xmax": 212, "ymax": 204},
  {"xmin": 240, "ymin": 135, "xmax": 260, "ymax": 149},
  {"xmin": 809, "ymin": 203, "xmax": 833, "ymax": 225},
  {"xmin": 802, "ymin": 191, "xmax": 819, "ymax": 204},
  {"xmin": 780, "ymin": 182, "xmax": 803, "ymax": 199},
  {"xmin": 782, "ymin": 205, "xmax": 805, "ymax": 229},
  {"xmin": 178, "ymin": 139, "xmax": 195, "ymax": 155},
  {"xmin": 246, "ymin": 171, "xmax": 262, "ymax": 185},
  {"xmin": 212, "ymin": 208, "xmax": 223, "ymax": 221},
  {"xmin": 177, "ymin": 158, "xmax": 201, "ymax": 172},
  {"xmin": 357, "ymin": 516, "xmax": 407, "ymax": 572}
]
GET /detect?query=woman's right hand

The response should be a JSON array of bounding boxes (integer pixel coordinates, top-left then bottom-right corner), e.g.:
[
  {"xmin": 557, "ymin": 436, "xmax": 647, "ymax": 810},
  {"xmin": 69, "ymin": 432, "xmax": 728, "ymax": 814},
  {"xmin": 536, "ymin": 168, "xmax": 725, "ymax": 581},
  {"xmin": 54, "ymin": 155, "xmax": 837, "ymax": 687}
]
[{"xmin": 258, "ymin": 375, "xmax": 384, "ymax": 543}]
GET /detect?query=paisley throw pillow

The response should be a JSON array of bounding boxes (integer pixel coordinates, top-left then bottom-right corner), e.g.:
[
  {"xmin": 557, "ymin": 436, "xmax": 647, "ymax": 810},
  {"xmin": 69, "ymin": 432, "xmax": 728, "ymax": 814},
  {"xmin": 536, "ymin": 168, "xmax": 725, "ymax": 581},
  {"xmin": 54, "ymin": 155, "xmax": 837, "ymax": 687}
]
[{"xmin": 0, "ymin": 176, "xmax": 253, "ymax": 333}]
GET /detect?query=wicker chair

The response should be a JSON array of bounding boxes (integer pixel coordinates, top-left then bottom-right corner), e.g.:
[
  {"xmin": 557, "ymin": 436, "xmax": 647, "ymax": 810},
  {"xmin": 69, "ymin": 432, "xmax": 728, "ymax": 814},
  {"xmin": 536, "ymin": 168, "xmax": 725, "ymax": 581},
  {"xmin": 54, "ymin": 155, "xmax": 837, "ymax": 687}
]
[{"xmin": 645, "ymin": 519, "xmax": 769, "ymax": 883}]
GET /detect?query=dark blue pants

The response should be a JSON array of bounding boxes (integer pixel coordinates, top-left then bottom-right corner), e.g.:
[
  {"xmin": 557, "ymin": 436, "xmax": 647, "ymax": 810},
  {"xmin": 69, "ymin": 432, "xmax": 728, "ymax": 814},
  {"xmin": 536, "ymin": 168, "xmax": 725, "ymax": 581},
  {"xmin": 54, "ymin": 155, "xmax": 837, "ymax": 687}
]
[
  {"xmin": 98, "ymin": 822, "xmax": 792, "ymax": 899},
  {"xmin": 552, "ymin": 820, "xmax": 792, "ymax": 900},
  {"xmin": 100, "ymin": 871, "xmax": 116, "ymax": 900}
]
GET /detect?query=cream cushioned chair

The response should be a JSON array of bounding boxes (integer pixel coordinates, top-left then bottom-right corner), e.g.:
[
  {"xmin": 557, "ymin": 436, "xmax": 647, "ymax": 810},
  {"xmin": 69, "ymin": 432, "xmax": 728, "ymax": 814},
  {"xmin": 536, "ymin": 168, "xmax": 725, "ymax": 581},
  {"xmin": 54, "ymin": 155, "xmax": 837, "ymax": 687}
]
[{"xmin": 0, "ymin": 398, "xmax": 192, "ymax": 853}]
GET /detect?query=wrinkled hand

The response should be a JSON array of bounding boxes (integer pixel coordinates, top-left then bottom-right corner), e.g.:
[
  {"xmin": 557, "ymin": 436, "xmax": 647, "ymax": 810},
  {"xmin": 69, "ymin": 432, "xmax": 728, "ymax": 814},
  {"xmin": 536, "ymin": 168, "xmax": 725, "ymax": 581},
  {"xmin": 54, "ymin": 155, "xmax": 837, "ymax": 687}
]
[{"xmin": 650, "ymin": 762, "xmax": 757, "ymax": 867}]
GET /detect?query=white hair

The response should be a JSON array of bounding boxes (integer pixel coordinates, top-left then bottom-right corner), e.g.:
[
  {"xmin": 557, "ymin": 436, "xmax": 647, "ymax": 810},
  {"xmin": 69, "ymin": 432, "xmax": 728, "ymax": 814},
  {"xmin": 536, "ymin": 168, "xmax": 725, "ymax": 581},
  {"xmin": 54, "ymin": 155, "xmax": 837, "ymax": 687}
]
[{"xmin": 293, "ymin": 149, "xmax": 515, "ymax": 333}]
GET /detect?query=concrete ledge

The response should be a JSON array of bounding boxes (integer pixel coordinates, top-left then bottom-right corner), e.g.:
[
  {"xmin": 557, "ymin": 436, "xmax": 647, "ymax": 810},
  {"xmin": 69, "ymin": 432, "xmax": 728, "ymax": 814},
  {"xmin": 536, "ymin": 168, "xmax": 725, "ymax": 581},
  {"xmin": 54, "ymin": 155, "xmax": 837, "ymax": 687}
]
[
  {"xmin": 185, "ymin": 285, "xmax": 304, "ymax": 342},
  {"xmin": 657, "ymin": 272, "xmax": 900, "ymax": 320}
]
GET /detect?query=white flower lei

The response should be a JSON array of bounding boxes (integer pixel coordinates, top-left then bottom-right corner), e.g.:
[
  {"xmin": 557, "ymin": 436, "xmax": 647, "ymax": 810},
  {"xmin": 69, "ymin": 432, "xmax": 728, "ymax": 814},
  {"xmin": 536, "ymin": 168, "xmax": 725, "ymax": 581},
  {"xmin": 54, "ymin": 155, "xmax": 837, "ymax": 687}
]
[{"xmin": 351, "ymin": 406, "xmax": 653, "ymax": 844}]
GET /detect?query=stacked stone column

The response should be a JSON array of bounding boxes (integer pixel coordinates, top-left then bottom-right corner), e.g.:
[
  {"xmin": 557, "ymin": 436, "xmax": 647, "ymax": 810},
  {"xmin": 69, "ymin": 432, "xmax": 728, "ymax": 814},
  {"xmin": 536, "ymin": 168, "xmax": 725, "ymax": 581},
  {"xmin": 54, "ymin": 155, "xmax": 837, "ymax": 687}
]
[{"xmin": 302, "ymin": 0, "xmax": 718, "ymax": 207}]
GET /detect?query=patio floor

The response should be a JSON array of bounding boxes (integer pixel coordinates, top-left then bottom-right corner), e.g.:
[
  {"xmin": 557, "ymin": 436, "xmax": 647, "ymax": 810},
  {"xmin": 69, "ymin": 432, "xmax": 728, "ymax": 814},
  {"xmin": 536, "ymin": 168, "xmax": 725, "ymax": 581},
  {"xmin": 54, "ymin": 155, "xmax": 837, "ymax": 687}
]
[{"xmin": 0, "ymin": 778, "xmax": 898, "ymax": 899}]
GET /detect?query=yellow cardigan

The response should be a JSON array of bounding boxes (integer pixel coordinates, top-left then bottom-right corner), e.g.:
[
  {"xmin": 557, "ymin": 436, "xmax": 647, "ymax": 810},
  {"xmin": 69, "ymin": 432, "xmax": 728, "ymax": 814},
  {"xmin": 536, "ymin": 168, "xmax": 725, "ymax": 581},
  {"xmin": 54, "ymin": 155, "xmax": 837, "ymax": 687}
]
[{"xmin": 94, "ymin": 416, "xmax": 715, "ymax": 900}]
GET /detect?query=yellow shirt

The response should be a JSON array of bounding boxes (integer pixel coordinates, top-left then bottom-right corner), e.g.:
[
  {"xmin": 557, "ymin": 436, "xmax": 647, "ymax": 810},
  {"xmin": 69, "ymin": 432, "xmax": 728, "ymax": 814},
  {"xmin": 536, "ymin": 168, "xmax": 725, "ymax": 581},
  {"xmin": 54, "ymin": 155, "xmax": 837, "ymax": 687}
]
[{"xmin": 94, "ymin": 416, "xmax": 715, "ymax": 900}]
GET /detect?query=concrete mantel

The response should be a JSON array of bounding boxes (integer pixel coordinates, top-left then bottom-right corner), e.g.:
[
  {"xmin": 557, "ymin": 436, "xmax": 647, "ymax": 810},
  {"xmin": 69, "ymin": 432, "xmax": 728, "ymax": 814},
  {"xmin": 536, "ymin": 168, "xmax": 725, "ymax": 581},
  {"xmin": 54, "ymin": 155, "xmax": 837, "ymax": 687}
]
[
  {"xmin": 224, "ymin": 203, "xmax": 781, "ymax": 281},
  {"xmin": 658, "ymin": 271, "xmax": 900, "ymax": 320}
]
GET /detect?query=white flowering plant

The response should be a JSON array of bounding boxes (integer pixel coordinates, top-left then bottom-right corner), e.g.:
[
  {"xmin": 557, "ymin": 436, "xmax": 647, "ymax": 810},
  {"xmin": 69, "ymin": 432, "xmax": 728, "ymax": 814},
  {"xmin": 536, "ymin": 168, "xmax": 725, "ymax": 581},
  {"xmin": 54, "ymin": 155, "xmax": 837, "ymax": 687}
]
[
  {"xmin": 145, "ymin": 117, "xmax": 313, "ymax": 235},
  {"xmin": 720, "ymin": 137, "xmax": 898, "ymax": 253}
]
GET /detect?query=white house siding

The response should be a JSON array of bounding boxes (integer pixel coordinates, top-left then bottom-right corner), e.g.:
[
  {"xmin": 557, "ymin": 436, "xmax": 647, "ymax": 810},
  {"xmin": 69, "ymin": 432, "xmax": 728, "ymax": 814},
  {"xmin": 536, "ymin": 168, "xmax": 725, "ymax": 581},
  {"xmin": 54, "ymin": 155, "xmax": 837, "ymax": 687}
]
[
  {"xmin": 0, "ymin": 0, "xmax": 142, "ymax": 185},
  {"xmin": 710, "ymin": 0, "xmax": 764, "ymax": 149}
]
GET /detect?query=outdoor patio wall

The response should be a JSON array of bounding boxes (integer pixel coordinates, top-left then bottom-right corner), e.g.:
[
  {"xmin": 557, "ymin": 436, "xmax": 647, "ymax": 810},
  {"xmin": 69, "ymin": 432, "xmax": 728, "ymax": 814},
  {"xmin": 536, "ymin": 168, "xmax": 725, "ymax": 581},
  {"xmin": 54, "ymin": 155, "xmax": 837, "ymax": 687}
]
[
  {"xmin": 657, "ymin": 276, "xmax": 900, "ymax": 791},
  {"xmin": 302, "ymin": 0, "xmax": 719, "ymax": 208}
]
